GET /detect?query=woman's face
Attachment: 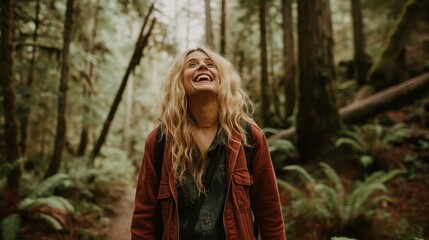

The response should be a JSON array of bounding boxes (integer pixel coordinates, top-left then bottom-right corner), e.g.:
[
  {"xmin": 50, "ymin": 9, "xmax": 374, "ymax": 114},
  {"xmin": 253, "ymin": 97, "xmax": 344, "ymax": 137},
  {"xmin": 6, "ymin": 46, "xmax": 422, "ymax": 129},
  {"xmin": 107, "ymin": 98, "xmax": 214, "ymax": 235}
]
[{"xmin": 182, "ymin": 51, "xmax": 219, "ymax": 97}]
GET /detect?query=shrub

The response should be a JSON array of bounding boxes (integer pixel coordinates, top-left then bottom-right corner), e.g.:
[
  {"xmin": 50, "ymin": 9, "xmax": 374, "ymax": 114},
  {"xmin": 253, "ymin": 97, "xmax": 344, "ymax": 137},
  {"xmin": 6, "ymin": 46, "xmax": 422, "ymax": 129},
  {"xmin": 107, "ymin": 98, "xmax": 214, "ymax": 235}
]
[
  {"xmin": 278, "ymin": 163, "xmax": 404, "ymax": 238},
  {"xmin": 336, "ymin": 123, "xmax": 412, "ymax": 168}
]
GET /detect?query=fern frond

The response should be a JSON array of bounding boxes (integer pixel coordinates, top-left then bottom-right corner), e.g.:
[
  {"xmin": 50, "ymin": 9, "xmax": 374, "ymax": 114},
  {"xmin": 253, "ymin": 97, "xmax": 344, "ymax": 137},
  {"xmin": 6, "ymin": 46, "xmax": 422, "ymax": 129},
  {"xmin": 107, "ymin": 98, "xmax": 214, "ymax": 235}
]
[
  {"xmin": 320, "ymin": 163, "xmax": 344, "ymax": 200},
  {"xmin": 19, "ymin": 196, "xmax": 75, "ymax": 213},
  {"xmin": 277, "ymin": 178, "xmax": 306, "ymax": 199},
  {"xmin": 27, "ymin": 173, "xmax": 72, "ymax": 198},
  {"xmin": 1, "ymin": 213, "xmax": 21, "ymax": 240},
  {"xmin": 37, "ymin": 213, "xmax": 64, "ymax": 231},
  {"xmin": 283, "ymin": 165, "xmax": 316, "ymax": 186},
  {"xmin": 269, "ymin": 139, "xmax": 295, "ymax": 155}
]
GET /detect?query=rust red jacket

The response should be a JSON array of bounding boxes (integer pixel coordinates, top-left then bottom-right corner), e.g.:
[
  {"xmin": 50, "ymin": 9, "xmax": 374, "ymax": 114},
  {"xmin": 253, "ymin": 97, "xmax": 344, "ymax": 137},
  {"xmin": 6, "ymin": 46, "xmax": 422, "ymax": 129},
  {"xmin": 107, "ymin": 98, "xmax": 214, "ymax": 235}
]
[{"xmin": 131, "ymin": 124, "xmax": 286, "ymax": 240}]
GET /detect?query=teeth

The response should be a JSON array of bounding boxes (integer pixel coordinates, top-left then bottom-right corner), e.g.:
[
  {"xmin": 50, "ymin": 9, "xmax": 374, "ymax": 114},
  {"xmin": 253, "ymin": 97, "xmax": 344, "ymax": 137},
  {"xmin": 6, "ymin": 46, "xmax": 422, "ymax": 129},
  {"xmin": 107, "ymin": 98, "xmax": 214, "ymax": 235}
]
[{"xmin": 196, "ymin": 74, "xmax": 210, "ymax": 82}]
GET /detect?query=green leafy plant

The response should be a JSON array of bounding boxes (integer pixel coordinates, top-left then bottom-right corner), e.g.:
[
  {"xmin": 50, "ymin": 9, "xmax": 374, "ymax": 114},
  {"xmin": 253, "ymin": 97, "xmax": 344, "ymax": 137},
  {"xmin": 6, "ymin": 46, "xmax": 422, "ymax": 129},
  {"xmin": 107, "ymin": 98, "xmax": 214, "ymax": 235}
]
[
  {"xmin": 278, "ymin": 163, "xmax": 404, "ymax": 237},
  {"xmin": 1, "ymin": 214, "xmax": 21, "ymax": 240},
  {"xmin": 0, "ymin": 173, "xmax": 79, "ymax": 240},
  {"xmin": 336, "ymin": 123, "xmax": 412, "ymax": 168}
]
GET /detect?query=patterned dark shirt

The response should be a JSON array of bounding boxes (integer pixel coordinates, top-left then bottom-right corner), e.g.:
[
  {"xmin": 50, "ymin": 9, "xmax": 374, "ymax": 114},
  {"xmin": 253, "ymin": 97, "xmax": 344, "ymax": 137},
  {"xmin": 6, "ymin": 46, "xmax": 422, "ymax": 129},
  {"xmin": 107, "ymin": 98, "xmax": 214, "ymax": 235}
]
[{"xmin": 178, "ymin": 132, "xmax": 227, "ymax": 240}]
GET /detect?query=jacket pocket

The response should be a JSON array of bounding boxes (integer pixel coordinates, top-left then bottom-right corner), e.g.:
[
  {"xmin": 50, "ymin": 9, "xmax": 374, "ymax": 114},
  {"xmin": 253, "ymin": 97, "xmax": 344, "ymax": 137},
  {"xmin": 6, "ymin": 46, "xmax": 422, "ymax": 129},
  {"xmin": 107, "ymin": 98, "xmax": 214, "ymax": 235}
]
[
  {"xmin": 232, "ymin": 169, "xmax": 252, "ymax": 213},
  {"xmin": 157, "ymin": 183, "xmax": 171, "ymax": 224}
]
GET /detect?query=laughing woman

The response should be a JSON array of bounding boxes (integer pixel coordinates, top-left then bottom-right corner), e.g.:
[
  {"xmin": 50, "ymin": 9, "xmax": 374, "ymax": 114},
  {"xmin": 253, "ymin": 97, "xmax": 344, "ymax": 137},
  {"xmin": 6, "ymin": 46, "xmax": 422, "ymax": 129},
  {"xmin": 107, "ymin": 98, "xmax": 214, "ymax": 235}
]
[{"xmin": 131, "ymin": 47, "xmax": 286, "ymax": 240}]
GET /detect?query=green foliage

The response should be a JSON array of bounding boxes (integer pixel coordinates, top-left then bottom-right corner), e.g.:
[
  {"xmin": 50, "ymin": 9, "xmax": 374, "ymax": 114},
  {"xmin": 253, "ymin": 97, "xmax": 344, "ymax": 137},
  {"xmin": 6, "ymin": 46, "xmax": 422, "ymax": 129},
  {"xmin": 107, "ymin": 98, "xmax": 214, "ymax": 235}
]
[
  {"xmin": 20, "ymin": 196, "xmax": 75, "ymax": 213},
  {"xmin": 278, "ymin": 163, "xmax": 403, "ymax": 229},
  {"xmin": 26, "ymin": 173, "xmax": 72, "ymax": 198},
  {"xmin": 19, "ymin": 196, "xmax": 74, "ymax": 231},
  {"xmin": 336, "ymin": 123, "xmax": 412, "ymax": 167},
  {"xmin": 1, "ymin": 214, "xmax": 21, "ymax": 240},
  {"xmin": 268, "ymin": 139, "xmax": 296, "ymax": 157}
]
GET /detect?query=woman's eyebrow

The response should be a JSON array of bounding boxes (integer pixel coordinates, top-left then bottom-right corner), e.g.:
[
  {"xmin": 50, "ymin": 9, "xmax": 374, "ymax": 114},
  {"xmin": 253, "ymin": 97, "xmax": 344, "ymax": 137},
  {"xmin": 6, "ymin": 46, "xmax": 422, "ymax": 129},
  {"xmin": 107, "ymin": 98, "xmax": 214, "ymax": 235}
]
[{"xmin": 185, "ymin": 57, "xmax": 212, "ymax": 64}]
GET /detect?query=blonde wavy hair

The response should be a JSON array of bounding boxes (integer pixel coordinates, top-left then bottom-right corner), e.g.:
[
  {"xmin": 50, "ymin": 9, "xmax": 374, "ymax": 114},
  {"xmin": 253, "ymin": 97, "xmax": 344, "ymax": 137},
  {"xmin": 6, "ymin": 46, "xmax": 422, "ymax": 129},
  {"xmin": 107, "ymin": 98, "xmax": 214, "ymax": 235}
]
[{"xmin": 156, "ymin": 47, "xmax": 253, "ymax": 194}]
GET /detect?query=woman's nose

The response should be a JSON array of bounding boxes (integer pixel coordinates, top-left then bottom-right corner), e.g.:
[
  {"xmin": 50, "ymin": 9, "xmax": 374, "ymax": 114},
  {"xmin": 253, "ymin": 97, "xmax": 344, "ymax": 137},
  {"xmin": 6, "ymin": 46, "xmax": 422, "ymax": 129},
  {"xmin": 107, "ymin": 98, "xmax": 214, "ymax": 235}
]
[{"xmin": 197, "ymin": 60, "xmax": 208, "ymax": 70}]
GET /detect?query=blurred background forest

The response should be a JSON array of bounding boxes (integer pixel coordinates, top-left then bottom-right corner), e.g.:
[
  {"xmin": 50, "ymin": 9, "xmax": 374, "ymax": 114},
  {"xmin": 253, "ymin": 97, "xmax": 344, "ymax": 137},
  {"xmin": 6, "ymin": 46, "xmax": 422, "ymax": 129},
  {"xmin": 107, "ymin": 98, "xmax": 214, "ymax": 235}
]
[{"xmin": 1, "ymin": 0, "xmax": 429, "ymax": 239}]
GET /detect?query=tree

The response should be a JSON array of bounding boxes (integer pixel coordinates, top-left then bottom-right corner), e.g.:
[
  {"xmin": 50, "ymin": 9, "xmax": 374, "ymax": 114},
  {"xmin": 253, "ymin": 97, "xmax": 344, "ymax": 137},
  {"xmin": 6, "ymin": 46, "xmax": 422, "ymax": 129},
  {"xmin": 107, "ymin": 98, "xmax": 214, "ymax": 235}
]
[
  {"xmin": 259, "ymin": 0, "xmax": 270, "ymax": 127},
  {"xmin": 77, "ymin": 0, "xmax": 100, "ymax": 156},
  {"xmin": 90, "ymin": 4, "xmax": 156, "ymax": 163},
  {"xmin": 204, "ymin": 0, "xmax": 214, "ymax": 48},
  {"xmin": 296, "ymin": 0, "xmax": 341, "ymax": 162},
  {"xmin": 351, "ymin": 0, "xmax": 369, "ymax": 85},
  {"xmin": 282, "ymin": 0, "xmax": 296, "ymax": 127},
  {"xmin": 46, "ymin": 0, "xmax": 75, "ymax": 178},
  {"xmin": 219, "ymin": 0, "xmax": 226, "ymax": 54},
  {"xmin": 368, "ymin": 0, "xmax": 424, "ymax": 90},
  {"xmin": 1, "ymin": 0, "xmax": 22, "ymax": 216},
  {"xmin": 19, "ymin": 0, "xmax": 41, "ymax": 158}
]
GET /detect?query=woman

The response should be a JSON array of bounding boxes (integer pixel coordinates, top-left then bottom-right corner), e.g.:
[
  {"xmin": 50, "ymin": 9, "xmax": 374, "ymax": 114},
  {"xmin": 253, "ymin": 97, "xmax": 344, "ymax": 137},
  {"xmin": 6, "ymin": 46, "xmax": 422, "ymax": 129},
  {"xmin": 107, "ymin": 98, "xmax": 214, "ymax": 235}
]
[{"xmin": 131, "ymin": 47, "xmax": 286, "ymax": 240}]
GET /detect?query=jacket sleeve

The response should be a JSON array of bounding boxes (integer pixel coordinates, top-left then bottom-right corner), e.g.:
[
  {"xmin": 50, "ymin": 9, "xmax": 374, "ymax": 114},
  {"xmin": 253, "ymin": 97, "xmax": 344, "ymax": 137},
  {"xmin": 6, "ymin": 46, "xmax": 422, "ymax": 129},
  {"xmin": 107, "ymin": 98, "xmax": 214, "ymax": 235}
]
[
  {"xmin": 250, "ymin": 125, "xmax": 287, "ymax": 240},
  {"xmin": 131, "ymin": 129, "xmax": 163, "ymax": 239}
]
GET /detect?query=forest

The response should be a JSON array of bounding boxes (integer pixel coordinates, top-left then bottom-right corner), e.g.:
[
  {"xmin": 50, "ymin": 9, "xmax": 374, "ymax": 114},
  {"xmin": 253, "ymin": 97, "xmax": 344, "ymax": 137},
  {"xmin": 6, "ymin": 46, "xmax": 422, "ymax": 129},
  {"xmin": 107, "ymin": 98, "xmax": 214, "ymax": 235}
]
[{"xmin": 1, "ymin": 0, "xmax": 429, "ymax": 239}]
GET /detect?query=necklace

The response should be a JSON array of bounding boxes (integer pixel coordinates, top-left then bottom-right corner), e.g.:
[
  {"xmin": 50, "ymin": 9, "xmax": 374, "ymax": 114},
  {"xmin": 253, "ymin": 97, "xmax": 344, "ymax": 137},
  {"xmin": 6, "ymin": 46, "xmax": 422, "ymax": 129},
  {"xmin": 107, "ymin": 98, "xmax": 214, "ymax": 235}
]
[{"xmin": 196, "ymin": 120, "xmax": 218, "ymax": 128}]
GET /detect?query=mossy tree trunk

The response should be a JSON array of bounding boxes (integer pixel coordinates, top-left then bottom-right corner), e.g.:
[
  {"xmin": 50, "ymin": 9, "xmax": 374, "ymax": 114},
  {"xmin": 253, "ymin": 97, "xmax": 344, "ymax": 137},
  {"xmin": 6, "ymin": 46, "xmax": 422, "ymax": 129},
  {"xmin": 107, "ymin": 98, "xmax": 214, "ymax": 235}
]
[
  {"xmin": 368, "ymin": 0, "xmax": 423, "ymax": 90},
  {"xmin": 19, "ymin": 0, "xmax": 41, "ymax": 158},
  {"xmin": 296, "ymin": 0, "xmax": 341, "ymax": 162},
  {"xmin": 46, "ymin": 0, "xmax": 75, "ymax": 178},
  {"xmin": 282, "ymin": 0, "xmax": 296, "ymax": 127},
  {"xmin": 259, "ymin": 0, "xmax": 270, "ymax": 127},
  {"xmin": 1, "ymin": 0, "xmax": 22, "ymax": 217},
  {"xmin": 78, "ymin": 0, "xmax": 100, "ymax": 156}
]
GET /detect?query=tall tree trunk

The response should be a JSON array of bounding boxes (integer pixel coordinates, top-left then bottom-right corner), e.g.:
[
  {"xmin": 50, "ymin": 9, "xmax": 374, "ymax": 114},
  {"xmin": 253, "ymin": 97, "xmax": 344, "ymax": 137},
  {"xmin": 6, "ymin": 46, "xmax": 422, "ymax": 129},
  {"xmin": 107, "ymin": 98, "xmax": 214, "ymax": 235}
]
[
  {"xmin": 368, "ymin": 0, "xmax": 422, "ymax": 90},
  {"xmin": 204, "ymin": 0, "xmax": 214, "ymax": 48},
  {"xmin": 1, "ymin": 0, "xmax": 22, "ymax": 217},
  {"xmin": 296, "ymin": 0, "xmax": 341, "ymax": 162},
  {"xmin": 351, "ymin": 0, "xmax": 368, "ymax": 85},
  {"xmin": 19, "ymin": 0, "xmax": 41, "ymax": 158},
  {"xmin": 45, "ymin": 0, "xmax": 75, "ymax": 178},
  {"xmin": 259, "ymin": 0, "xmax": 270, "ymax": 127},
  {"xmin": 282, "ymin": 0, "xmax": 296, "ymax": 127},
  {"xmin": 90, "ymin": 9, "xmax": 156, "ymax": 163},
  {"xmin": 219, "ymin": 0, "xmax": 226, "ymax": 54},
  {"xmin": 123, "ymin": 72, "xmax": 134, "ymax": 154},
  {"xmin": 78, "ymin": 0, "xmax": 99, "ymax": 156}
]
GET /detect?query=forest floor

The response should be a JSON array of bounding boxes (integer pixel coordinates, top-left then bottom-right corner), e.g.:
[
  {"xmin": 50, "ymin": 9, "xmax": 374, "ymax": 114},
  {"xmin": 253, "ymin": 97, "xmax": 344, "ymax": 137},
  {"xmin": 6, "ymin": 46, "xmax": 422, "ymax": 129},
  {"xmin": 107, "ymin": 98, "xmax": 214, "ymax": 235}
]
[{"xmin": 104, "ymin": 186, "xmax": 135, "ymax": 240}]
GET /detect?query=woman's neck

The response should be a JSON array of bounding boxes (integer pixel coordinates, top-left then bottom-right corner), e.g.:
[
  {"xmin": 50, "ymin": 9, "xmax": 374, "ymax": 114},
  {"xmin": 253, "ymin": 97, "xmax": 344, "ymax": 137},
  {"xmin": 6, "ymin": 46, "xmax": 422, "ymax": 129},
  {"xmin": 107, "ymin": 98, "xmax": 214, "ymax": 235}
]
[{"xmin": 188, "ymin": 96, "xmax": 219, "ymax": 128}]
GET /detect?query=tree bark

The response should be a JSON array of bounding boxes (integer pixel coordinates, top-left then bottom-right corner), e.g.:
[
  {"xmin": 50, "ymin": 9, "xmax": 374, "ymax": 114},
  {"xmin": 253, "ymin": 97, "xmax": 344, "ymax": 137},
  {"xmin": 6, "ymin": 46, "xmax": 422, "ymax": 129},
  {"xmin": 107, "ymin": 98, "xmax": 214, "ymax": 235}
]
[
  {"xmin": 219, "ymin": 0, "xmax": 226, "ymax": 54},
  {"xmin": 78, "ymin": 0, "xmax": 100, "ymax": 156},
  {"xmin": 368, "ymin": 0, "xmax": 422, "ymax": 90},
  {"xmin": 46, "ymin": 0, "xmax": 75, "ymax": 178},
  {"xmin": 90, "ymin": 7, "xmax": 156, "ymax": 163},
  {"xmin": 269, "ymin": 72, "xmax": 429, "ymax": 140},
  {"xmin": 19, "ymin": 0, "xmax": 41, "ymax": 158},
  {"xmin": 259, "ymin": 0, "xmax": 270, "ymax": 127},
  {"xmin": 351, "ymin": 0, "xmax": 368, "ymax": 85},
  {"xmin": 282, "ymin": 0, "xmax": 296, "ymax": 127},
  {"xmin": 1, "ymin": 0, "xmax": 22, "ymax": 217},
  {"xmin": 296, "ymin": 0, "xmax": 341, "ymax": 161},
  {"xmin": 204, "ymin": 0, "xmax": 214, "ymax": 48}
]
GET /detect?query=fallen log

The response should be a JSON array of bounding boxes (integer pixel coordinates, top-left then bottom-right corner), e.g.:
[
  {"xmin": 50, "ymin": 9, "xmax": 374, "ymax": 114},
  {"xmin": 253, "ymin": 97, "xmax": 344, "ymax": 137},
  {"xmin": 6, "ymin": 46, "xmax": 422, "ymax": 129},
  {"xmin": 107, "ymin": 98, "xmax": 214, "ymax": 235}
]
[{"xmin": 268, "ymin": 72, "xmax": 429, "ymax": 140}]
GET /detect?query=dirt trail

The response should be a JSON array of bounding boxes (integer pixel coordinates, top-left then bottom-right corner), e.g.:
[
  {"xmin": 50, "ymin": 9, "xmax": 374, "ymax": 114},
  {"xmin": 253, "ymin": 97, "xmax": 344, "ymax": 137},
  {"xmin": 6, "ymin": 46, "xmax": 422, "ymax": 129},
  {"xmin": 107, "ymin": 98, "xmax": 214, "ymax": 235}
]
[{"xmin": 106, "ymin": 186, "xmax": 135, "ymax": 240}]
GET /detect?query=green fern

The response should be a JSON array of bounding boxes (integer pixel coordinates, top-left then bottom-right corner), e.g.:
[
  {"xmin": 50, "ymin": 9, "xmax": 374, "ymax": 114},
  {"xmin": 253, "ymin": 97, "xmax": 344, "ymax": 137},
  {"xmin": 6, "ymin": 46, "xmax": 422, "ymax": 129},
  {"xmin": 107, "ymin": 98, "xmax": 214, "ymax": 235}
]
[
  {"xmin": 26, "ymin": 173, "xmax": 72, "ymax": 198},
  {"xmin": 18, "ymin": 196, "xmax": 75, "ymax": 232},
  {"xmin": 336, "ymin": 123, "xmax": 412, "ymax": 167},
  {"xmin": 268, "ymin": 139, "xmax": 296, "ymax": 156},
  {"xmin": 280, "ymin": 163, "xmax": 404, "ymax": 225},
  {"xmin": 1, "ymin": 213, "xmax": 21, "ymax": 240},
  {"xmin": 20, "ymin": 196, "xmax": 75, "ymax": 213}
]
